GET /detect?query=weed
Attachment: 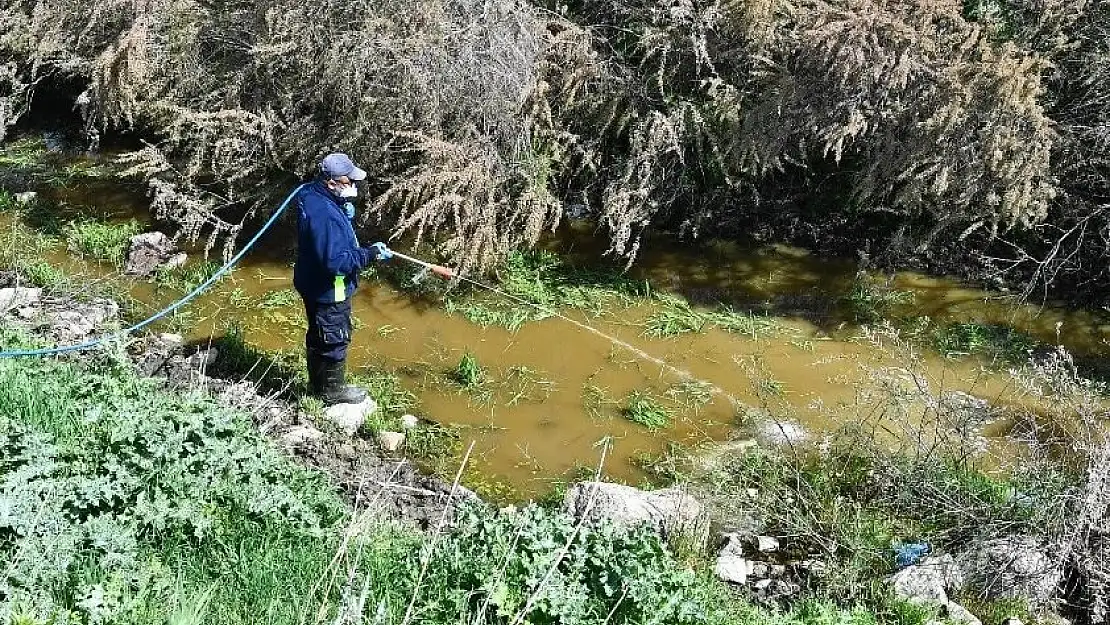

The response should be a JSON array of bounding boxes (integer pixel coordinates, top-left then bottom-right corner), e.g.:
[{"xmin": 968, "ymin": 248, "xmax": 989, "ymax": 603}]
[
  {"xmin": 844, "ymin": 271, "xmax": 914, "ymax": 323},
  {"xmin": 155, "ymin": 260, "xmax": 225, "ymax": 293},
  {"xmin": 665, "ymin": 380, "xmax": 714, "ymax": 413},
  {"xmin": 645, "ymin": 302, "xmax": 707, "ymax": 337},
  {"xmin": 623, "ymin": 391, "xmax": 672, "ymax": 429},
  {"xmin": 352, "ymin": 366, "xmax": 418, "ymax": 421},
  {"xmin": 933, "ymin": 322, "xmax": 1036, "ymax": 362},
  {"xmin": 15, "ymin": 259, "xmax": 67, "ymax": 289},
  {"xmin": 756, "ymin": 377, "xmax": 787, "ymax": 397},
  {"xmin": 452, "ymin": 351, "xmax": 486, "ymax": 388},
  {"xmin": 259, "ymin": 288, "xmax": 299, "ymax": 309},
  {"xmin": 444, "ymin": 297, "xmax": 540, "ymax": 332},
  {"xmin": 63, "ymin": 219, "xmax": 142, "ymax": 265},
  {"xmin": 503, "ymin": 365, "xmax": 555, "ymax": 406},
  {"xmin": 582, "ymin": 383, "xmax": 617, "ymax": 420}
]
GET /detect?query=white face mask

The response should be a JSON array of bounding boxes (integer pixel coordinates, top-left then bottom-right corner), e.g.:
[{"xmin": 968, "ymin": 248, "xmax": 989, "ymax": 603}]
[{"xmin": 338, "ymin": 184, "xmax": 358, "ymax": 199}]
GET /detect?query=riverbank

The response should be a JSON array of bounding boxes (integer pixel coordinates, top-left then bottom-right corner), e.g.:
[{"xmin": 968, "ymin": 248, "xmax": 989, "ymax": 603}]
[{"xmin": 3, "ymin": 274, "xmax": 1107, "ymax": 625}]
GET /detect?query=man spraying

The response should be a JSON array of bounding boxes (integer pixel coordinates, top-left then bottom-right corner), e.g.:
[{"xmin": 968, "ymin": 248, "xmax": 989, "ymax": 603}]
[{"xmin": 294, "ymin": 153, "xmax": 392, "ymax": 405}]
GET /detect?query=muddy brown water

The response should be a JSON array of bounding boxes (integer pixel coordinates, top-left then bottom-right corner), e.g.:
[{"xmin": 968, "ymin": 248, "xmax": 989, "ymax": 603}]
[{"xmin": 9, "ymin": 176, "xmax": 1110, "ymax": 497}]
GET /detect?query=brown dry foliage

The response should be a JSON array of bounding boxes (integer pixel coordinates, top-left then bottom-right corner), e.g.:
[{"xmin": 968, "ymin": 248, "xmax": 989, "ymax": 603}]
[{"xmin": 0, "ymin": 0, "xmax": 1108, "ymax": 287}]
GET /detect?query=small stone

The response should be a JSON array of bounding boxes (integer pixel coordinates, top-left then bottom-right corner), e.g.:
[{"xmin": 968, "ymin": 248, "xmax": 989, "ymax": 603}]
[
  {"xmin": 377, "ymin": 431, "xmax": 405, "ymax": 452},
  {"xmin": 336, "ymin": 443, "xmax": 357, "ymax": 460},
  {"xmin": 323, "ymin": 397, "xmax": 378, "ymax": 436},
  {"xmin": 755, "ymin": 536, "xmax": 780, "ymax": 553},
  {"xmin": 769, "ymin": 564, "xmax": 787, "ymax": 577},
  {"xmin": 280, "ymin": 425, "xmax": 323, "ymax": 447},
  {"xmin": 945, "ymin": 602, "xmax": 982, "ymax": 625},
  {"xmin": 163, "ymin": 252, "xmax": 188, "ymax": 270},
  {"xmin": 1002, "ymin": 618, "xmax": 1024, "ymax": 625},
  {"xmin": 744, "ymin": 488, "xmax": 759, "ymax": 499},
  {"xmin": 157, "ymin": 333, "xmax": 184, "ymax": 345},
  {"xmin": 16, "ymin": 306, "xmax": 36, "ymax": 319},
  {"xmin": 753, "ymin": 579, "xmax": 774, "ymax": 591},
  {"xmin": 14, "ymin": 191, "xmax": 37, "ymax": 205},
  {"xmin": 400, "ymin": 414, "xmax": 420, "ymax": 429},
  {"xmin": 0, "ymin": 287, "xmax": 41, "ymax": 312},
  {"xmin": 188, "ymin": 348, "xmax": 219, "ymax": 371},
  {"xmin": 714, "ymin": 554, "xmax": 748, "ymax": 585}
]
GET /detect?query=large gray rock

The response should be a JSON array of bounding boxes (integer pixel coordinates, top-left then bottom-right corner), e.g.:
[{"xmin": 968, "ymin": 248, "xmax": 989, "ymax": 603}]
[
  {"xmin": 48, "ymin": 299, "xmax": 119, "ymax": 340},
  {"xmin": 957, "ymin": 537, "xmax": 1060, "ymax": 607},
  {"xmin": 892, "ymin": 555, "xmax": 963, "ymax": 605},
  {"xmin": 563, "ymin": 482, "xmax": 708, "ymax": 548},
  {"xmin": 125, "ymin": 232, "xmax": 181, "ymax": 276},
  {"xmin": 0, "ymin": 287, "xmax": 41, "ymax": 313}
]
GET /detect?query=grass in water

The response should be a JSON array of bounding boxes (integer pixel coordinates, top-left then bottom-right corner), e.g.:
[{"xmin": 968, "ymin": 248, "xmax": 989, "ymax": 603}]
[
  {"xmin": 63, "ymin": 219, "xmax": 142, "ymax": 265},
  {"xmin": 155, "ymin": 260, "xmax": 225, "ymax": 292},
  {"xmin": 259, "ymin": 288, "xmax": 300, "ymax": 309},
  {"xmin": 622, "ymin": 390, "xmax": 672, "ymax": 430},
  {"xmin": 933, "ymin": 322, "xmax": 1036, "ymax": 362},
  {"xmin": 452, "ymin": 351, "xmax": 486, "ymax": 388},
  {"xmin": 646, "ymin": 296, "xmax": 781, "ymax": 339}
]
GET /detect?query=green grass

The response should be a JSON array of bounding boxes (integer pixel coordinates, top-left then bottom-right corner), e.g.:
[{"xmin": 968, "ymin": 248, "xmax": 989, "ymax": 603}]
[
  {"xmin": 645, "ymin": 296, "xmax": 781, "ymax": 339},
  {"xmin": 932, "ymin": 322, "xmax": 1036, "ymax": 362},
  {"xmin": 844, "ymin": 272, "xmax": 914, "ymax": 324},
  {"xmin": 63, "ymin": 219, "xmax": 143, "ymax": 265},
  {"xmin": 453, "ymin": 351, "xmax": 486, "ymax": 388},
  {"xmin": 622, "ymin": 390, "xmax": 673, "ymax": 429},
  {"xmin": 13, "ymin": 259, "xmax": 68, "ymax": 289},
  {"xmin": 154, "ymin": 260, "xmax": 225, "ymax": 292},
  {"xmin": 259, "ymin": 288, "xmax": 299, "ymax": 309}
]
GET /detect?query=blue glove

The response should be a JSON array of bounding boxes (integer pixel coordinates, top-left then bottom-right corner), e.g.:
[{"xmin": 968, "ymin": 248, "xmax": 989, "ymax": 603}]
[
  {"xmin": 369, "ymin": 242, "xmax": 393, "ymax": 261},
  {"xmin": 343, "ymin": 202, "xmax": 356, "ymax": 220}
]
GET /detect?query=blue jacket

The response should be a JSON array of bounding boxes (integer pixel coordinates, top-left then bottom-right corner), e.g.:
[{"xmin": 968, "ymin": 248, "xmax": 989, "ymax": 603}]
[{"xmin": 293, "ymin": 180, "xmax": 378, "ymax": 304}]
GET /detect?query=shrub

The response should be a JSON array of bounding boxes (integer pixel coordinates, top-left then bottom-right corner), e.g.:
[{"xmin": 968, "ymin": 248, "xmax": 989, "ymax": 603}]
[{"xmin": 418, "ymin": 503, "xmax": 722, "ymax": 624}]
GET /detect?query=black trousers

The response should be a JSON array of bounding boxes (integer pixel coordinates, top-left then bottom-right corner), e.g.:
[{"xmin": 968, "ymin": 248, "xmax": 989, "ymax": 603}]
[{"xmin": 304, "ymin": 298, "xmax": 353, "ymax": 362}]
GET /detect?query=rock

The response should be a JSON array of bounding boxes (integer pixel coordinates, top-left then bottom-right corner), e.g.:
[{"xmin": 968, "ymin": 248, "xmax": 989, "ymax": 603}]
[
  {"xmin": 323, "ymin": 397, "xmax": 378, "ymax": 436},
  {"xmin": 14, "ymin": 191, "xmax": 37, "ymax": 205},
  {"xmin": 754, "ymin": 418, "xmax": 808, "ymax": 445},
  {"xmin": 400, "ymin": 414, "xmax": 420, "ymax": 429},
  {"xmin": 0, "ymin": 287, "xmax": 41, "ymax": 313},
  {"xmin": 162, "ymin": 252, "xmax": 188, "ymax": 271},
  {"xmin": 945, "ymin": 602, "xmax": 983, "ymax": 625},
  {"xmin": 892, "ymin": 555, "xmax": 962, "ymax": 605},
  {"xmin": 749, "ymin": 562, "xmax": 770, "ymax": 578},
  {"xmin": 715, "ymin": 554, "xmax": 749, "ymax": 585},
  {"xmin": 377, "ymin": 431, "xmax": 405, "ymax": 452},
  {"xmin": 957, "ymin": 537, "xmax": 1059, "ymax": 607},
  {"xmin": 1002, "ymin": 617, "xmax": 1024, "ymax": 625},
  {"xmin": 753, "ymin": 579, "xmax": 774, "ymax": 591},
  {"xmin": 563, "ymin": 482, "xmax": 709, "ymax": 548},
  {"xmin": 280, "ymin": 425, "xmax": 324, "ymax": 447},
  {"xmin": 187, "ymin": 348, "xmax": 219, "ymax": 372},
  {"xmin": 49, "ymin": 300, "xmax": 119, "ymax": 340},
  {"xmin": 125, "ymin": 232, "xmax": 178, "ymax": 277},
  {"xmin": 156, "ymin": 333, "xmax": 184, "ymax": 346},
  {"xmin": 755, "ymin": 536, "xmax": 780, "ymax": 553}
]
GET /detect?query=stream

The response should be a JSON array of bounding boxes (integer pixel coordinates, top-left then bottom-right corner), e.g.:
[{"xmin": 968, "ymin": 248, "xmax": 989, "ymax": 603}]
[{"xmin": 6, "ymin": 156, "xmax": 1110, "ymax": 497}]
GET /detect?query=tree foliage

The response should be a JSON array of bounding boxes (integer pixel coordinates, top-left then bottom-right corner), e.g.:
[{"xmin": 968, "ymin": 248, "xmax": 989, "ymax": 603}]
[{"xmin": 0, "ymin": 0, "xmax": 1108, "ymax": 292}]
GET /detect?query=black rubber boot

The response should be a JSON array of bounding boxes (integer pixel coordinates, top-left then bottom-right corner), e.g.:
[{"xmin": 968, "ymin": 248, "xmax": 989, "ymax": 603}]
[
  {"xmin": 319, "ymin": 358, "xmax": 367, "ymax": 406},
  {"xmin": 306, "ymin": 352, "xmax": 326, "ymax": 396}
]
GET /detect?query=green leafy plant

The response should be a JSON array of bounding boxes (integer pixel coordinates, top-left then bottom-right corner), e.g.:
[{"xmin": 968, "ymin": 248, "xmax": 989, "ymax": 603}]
[
  {"xmin": 844, "ymin": 272, "xmax": 915, "ymax": 324},
  {"xmin": 623, "ymin": 391, "xmax": 672, "ymax": 429},
  {"xmin": 453, "ymin": 352, "xmax": 486, "ymax": 388}
]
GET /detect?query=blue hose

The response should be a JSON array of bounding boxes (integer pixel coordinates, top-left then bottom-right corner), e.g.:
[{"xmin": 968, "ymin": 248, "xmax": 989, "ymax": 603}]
[{"xmin": 0, "ymin": 184, "xmax": 306, "ymax": 358}]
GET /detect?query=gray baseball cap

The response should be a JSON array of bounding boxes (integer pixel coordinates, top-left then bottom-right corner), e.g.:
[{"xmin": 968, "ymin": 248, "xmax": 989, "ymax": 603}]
[{"xmin": 320, "ymin": 153, "xmax": 367, "ymax": 181}]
